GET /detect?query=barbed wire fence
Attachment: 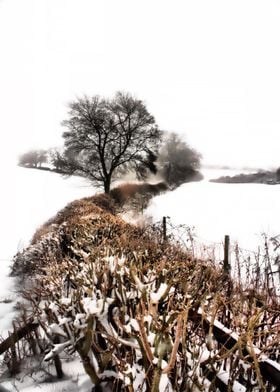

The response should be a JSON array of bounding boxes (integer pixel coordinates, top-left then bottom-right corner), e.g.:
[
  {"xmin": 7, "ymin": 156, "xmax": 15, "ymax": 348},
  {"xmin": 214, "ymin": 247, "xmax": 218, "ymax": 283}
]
[{"xmin": 149, "ymin": 216, "xmax": 280, "ymax": 299}]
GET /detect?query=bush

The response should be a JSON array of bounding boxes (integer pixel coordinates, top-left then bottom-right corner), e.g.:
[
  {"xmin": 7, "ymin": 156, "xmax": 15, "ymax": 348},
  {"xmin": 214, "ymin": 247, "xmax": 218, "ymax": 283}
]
[{"xmin": 11, "ymin": 195, "xmax": 280, "ymax": 391}]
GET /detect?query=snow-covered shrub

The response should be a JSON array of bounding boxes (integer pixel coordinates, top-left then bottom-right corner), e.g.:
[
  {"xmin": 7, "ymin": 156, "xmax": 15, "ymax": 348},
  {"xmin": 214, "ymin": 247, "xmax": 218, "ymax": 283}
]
[{"xmin": 11, "ymin": 194, "xmax": 280, "ymax": 391}]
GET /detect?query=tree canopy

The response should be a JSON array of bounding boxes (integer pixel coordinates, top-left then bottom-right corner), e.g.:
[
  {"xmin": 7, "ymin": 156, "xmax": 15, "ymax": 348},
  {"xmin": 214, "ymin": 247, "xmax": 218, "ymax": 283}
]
[
  {"xmin": 61, "ymin": 92, "xmax": 162, "ymax": 192},
  {"xmin": 156, "ymin": 132, "xmax": 202, "ymax": 188},
  {"xmin": 276, "ymin": 167, "xmax": 280, "ymax": 181}
]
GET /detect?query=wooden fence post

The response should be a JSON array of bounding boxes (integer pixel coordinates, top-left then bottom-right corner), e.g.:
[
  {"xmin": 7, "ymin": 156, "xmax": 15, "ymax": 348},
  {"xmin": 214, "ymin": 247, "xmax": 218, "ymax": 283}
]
[
  {"xmin": 223, "ymin": 235, "xmax": 232, "ymax": 328},
  {"xmin": 223, "ymin": 235, "xmax": 230, "ymax": 274},
  {"xmin": 162, "ymin": 216, "xmax": 167, "ymax": 242}
]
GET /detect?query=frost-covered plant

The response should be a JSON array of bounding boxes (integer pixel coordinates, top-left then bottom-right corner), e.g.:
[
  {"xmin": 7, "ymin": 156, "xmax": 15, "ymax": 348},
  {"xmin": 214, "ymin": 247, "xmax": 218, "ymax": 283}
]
[
  {"xmin": 24, "ymin": 249, "xmax": 280, "ymax": 391},
  {"xmin": 12, "ymin": 195, "xmax": 280, "ymax": 391},
  {"xmin": 29, "ymin": 251, "xmax": 198, "ymax": 390}
]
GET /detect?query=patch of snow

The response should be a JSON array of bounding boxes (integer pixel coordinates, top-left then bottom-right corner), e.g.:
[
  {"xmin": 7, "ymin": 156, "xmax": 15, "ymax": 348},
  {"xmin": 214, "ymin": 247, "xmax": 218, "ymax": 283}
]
[
  {"xmin": 47, "ymin": 323, "xmax": 67, "ymax": 337},
  {"xmin": 159, "ymin": 372, "xmax": 173, "ymax": 391},
  {"xmin": 44, "ymin": 341, "xmax": 72, "ymax": 361},
  {"xmin": 259, "ymin": 357, "xmax": 280, "ymax": 372},
  {"xmin": 60, "ymin": 297, "xmax": 72, "ymax": 306},
  {"xmin": 2, "ymin": 356, "xmax": 92, "ymax": 392},
  {"xmin": 150, "ymin": 283, "xmax": 169, "ymax": 302},
  {"xmin": 217, "ymin": 370, "xmax": 246, "ymax": 392}
]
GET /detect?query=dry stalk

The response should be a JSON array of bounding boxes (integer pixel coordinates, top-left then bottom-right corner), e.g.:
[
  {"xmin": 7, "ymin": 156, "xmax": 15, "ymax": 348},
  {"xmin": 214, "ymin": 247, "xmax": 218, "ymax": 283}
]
[
  {"xmin": 246, "ymin": 334, "xmax": 265, "ymax": 391},
  {"xmin": 162, "ymin": 313, "xmax": 183, "ymax": 374},
  {"xmin": 136, "ymin": 311, "xmax": 154, "ymax": 364}
]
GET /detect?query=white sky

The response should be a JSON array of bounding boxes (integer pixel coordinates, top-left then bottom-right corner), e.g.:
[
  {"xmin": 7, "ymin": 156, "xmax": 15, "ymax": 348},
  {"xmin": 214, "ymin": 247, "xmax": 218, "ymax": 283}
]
[{"xmin": 1, "ymin": 0, "xmax": 280, "ymax": 168}]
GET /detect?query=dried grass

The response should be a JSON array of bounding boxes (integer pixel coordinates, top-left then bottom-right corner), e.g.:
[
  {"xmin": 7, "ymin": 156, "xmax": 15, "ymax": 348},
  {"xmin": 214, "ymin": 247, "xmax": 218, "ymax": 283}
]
[{"xmin": 9, "ymin": 187, "xmax": 280, "ymax": 391}]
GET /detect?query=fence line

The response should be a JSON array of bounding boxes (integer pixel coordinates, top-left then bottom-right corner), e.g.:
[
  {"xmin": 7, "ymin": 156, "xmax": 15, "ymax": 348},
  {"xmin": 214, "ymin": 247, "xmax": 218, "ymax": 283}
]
[
  {"xmin": 157, "ymin": 216, "xmax": 280, "ymax": 296},
  {"xmin": 165, "ymin": 218, "xmax": 275, "ymax": 257}
]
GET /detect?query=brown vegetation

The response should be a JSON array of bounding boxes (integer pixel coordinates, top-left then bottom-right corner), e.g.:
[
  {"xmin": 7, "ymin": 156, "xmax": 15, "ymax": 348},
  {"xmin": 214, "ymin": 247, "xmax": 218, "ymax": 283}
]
[
  {"xmin": 110, "ymin": 181, "xmax": 168, "ymax": 205},
  {"xmin": 5, "ymin": 183, "xmax": 280, "ymax": 391}
]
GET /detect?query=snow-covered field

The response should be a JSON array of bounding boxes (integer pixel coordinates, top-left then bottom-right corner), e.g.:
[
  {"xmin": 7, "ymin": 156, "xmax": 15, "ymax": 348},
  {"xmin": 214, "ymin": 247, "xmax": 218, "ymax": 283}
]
[
  {"xmin": 1, "ymin": 165, "xmax": 280, "ymax": 391},
  {"xmin": 146, "ymin": 168, "xmax": 280, "ymax": 252},
  {"xmin": 0, "ymin": 165, "xmax": 95, "ymax": 335}
]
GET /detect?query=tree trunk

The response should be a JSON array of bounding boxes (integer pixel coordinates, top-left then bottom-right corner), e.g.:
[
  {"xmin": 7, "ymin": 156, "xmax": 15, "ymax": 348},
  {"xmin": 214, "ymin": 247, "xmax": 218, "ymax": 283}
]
[{"xmin": 104, "ymin": 177, "xmax": 111, "ymax": 194}]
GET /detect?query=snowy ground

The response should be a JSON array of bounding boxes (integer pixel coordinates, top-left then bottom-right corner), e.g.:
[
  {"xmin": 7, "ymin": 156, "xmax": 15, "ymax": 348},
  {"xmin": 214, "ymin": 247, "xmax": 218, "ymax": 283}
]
[
  {"xmin": 1, "ymin": 356, "xmax": 92, "ymax": 392},
  {"xmin": 0, "ymin": 165, "xmax": 95, "ymax": 336},
  {"xmin": 146, "ymin": 168, "xmax": 280, "ymax": 252},
  {"xmin": 0, "ymin": 165, "xmax": 96, "ymax": 391}
]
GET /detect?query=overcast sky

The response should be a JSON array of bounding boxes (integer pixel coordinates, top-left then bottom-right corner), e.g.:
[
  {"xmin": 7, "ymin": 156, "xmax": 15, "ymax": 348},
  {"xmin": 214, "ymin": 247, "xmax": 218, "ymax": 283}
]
[{"xmin": 1, "ymin": 0, "xmax": 280, "ymax": 169}]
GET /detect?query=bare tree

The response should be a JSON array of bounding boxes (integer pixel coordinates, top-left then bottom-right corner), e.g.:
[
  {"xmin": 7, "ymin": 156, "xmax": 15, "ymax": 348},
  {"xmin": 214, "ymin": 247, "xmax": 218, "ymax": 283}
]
[
  {"xmin": 157, "ymin": 132, "xmax": 202, "ymax": 188},
  {"xmin": 276, "ymin": 167, "xmax": 280, "ymax": 182},
  {"xmin": 61, "ymin": 92, "xmax": 162, "ymax": 193},
  {"xmin": 48, "ymin": 148, "xmax": 69, "ymax": 173},
  {"xmin": 18, "ymin": 149, "xmax": 47, "ymax": 168}
]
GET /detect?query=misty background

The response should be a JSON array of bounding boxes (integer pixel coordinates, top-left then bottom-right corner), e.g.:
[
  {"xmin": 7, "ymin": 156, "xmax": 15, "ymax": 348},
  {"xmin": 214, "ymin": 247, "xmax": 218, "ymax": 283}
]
[{"xmin": 1, "ymin": 0, "xmax": 280, "ymax": 172}]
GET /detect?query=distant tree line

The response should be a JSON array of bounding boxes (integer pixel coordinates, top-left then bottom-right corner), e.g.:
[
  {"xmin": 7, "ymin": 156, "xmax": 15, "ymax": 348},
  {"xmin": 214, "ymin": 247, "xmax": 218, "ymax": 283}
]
[
  {"xmin": 18, "ymin": 150, "xmax": 48, "ymax": 168},
  {"xmin": 18, "ymin": 92, "xmax": 203, "ymax": 192},
  {"xmin": 18, "ymin": 148, "xmax": 67, "ymax": 172}
]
